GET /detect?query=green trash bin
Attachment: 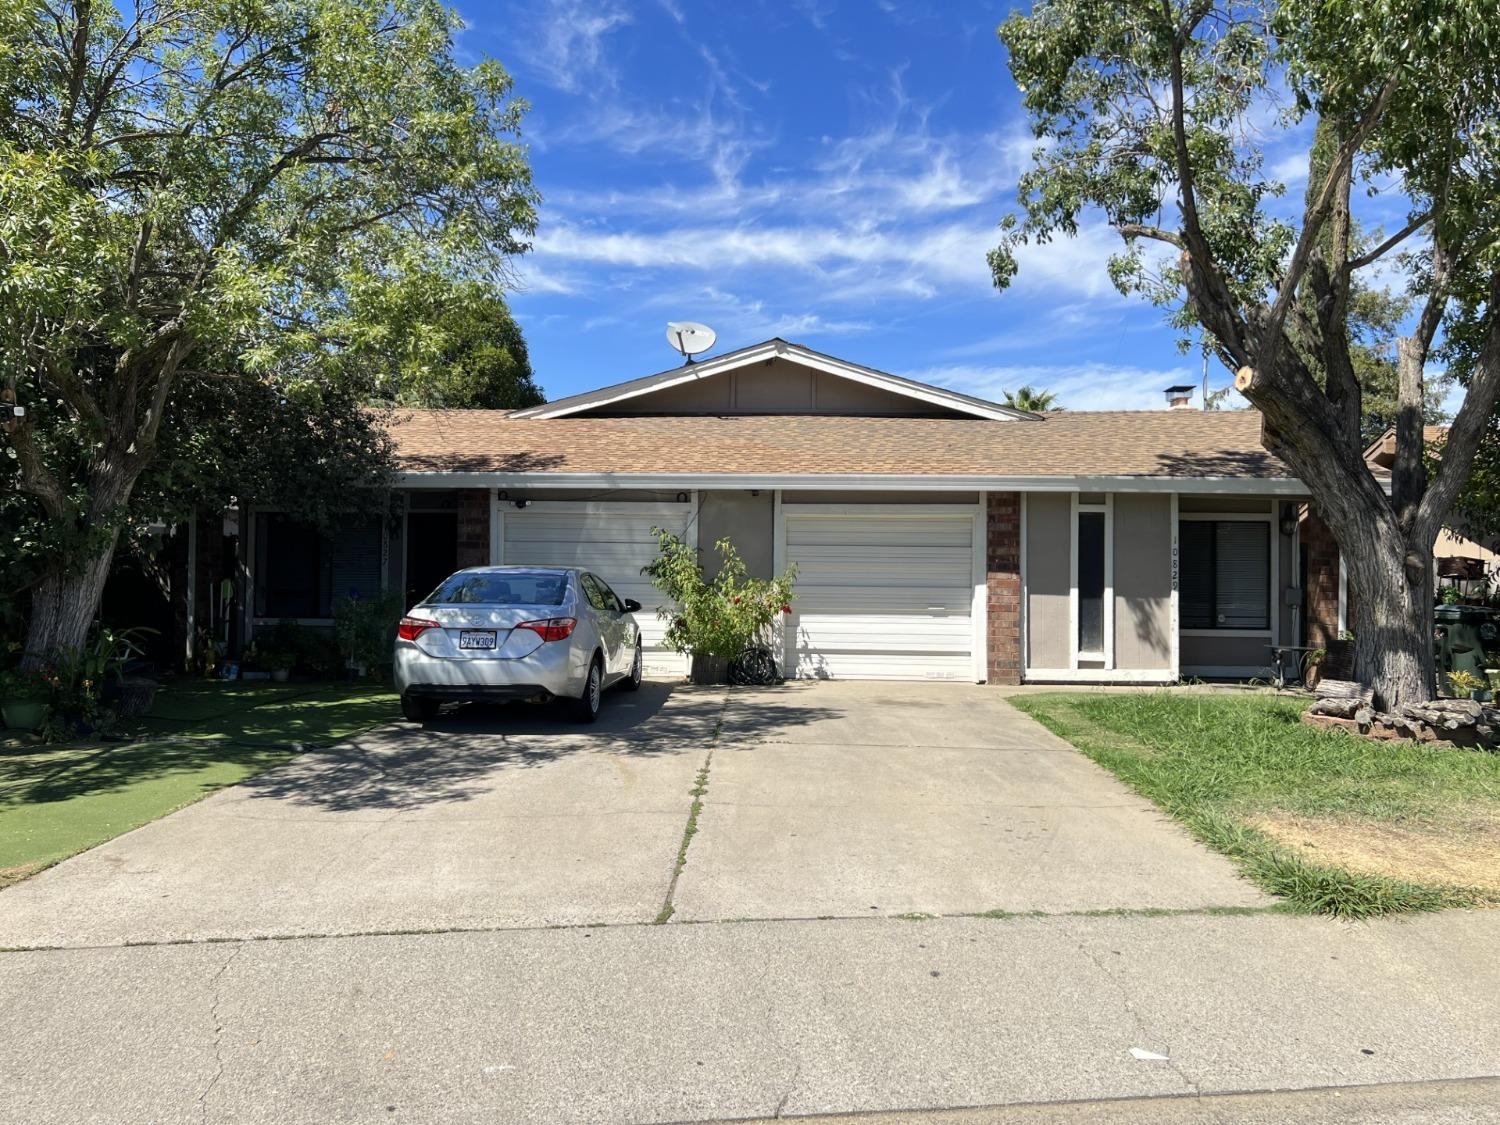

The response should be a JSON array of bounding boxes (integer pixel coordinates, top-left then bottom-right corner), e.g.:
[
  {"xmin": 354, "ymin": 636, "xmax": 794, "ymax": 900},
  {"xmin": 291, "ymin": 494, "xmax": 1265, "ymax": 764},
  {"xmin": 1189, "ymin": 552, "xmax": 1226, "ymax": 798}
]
[{"xmin": 1434, "ymin": 604, "xmax": 1497, "ymax": 695}]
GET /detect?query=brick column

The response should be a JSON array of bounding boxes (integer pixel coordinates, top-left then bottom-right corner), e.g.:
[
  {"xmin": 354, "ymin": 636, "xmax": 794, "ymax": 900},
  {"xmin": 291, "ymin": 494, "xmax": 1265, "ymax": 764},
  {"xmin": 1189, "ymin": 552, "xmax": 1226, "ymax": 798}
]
[
  {"xmin": 1302, "ymin": 507, "xmax": 1340, "ymax": 647},
  {"xmin": 455, "ymin": 489, "xmax": 491, "ymax": 568},
  {"xmin": 986, "ymin": 492, "xmax": 1023, "ymax": 685}
]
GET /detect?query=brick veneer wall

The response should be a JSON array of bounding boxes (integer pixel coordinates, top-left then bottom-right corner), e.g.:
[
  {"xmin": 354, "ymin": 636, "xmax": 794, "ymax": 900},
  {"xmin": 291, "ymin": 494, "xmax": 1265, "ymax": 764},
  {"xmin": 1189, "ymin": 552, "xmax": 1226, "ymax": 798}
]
[
  {"xmin": 456, "ymin": 489, "xmax": 491, "ymax": 568},
  {"xmin": 986, "ymin": 492, "xmax": 1023, "ymax": 685},
  {"xmin": 1302, "ymin": 507, "xmax": 1341, "ymax": 647}
]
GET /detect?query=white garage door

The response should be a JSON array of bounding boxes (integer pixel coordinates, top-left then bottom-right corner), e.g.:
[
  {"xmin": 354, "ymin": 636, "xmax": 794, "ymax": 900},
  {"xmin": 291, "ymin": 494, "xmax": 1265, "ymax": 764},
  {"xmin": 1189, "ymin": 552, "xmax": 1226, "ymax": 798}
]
[
  {"xmin": 782, "ymin": 505, "xmax": 981, "ymax": 681},
  {"xmin": 501, "ymin": 502, "xmax": 692, "ymax": 675}
]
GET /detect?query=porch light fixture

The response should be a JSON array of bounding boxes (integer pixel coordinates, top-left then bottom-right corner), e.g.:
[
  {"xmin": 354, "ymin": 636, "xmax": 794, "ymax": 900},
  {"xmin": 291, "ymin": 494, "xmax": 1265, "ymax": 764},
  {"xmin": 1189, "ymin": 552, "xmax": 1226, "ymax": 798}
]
[{"xmin": 1279, "ymin": 504, "xmax": 1299, "ymax": 537}]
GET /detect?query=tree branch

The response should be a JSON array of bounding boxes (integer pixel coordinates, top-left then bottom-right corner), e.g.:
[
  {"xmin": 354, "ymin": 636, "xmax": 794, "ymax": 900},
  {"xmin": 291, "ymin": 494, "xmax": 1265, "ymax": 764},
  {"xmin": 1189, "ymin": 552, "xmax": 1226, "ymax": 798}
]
[
  {"xmin": 1117, "ymin": 222, "xmax": 1184, "ymax": 247},
  {"xmin": 1413, "ymin": 277, "xmax": 1500, "ymax": 547},
  {"xmin": 1265, "ymin": 75, "xmax": 1399, "ymax": 341},
  {"xmin": 1346, "ymin": 210, "xmax": 1433, "ymax": 273}
]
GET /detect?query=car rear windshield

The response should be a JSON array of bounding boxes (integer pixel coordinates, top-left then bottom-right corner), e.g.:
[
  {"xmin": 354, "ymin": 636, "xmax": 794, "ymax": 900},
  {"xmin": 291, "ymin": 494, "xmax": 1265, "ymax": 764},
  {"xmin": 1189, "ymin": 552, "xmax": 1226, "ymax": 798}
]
[{"xmin": 426, "ymin": 571, "xmax": 569, "ymax": 606}]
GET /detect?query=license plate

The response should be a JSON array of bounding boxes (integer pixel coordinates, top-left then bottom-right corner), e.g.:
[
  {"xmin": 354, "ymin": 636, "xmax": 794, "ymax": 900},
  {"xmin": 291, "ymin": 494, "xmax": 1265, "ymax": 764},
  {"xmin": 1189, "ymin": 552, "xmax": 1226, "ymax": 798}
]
[{"xmin": 458, "ymin": 630, "xmax": 498, "ymax": 650}]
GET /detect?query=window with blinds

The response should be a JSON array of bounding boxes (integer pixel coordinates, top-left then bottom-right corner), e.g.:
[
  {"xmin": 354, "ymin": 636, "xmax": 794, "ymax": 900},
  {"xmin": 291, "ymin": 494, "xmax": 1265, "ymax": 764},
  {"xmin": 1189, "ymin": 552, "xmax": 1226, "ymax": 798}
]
[{"xmin": 1179, "ymin": 520, "xmax": 1270, "ymax": 630}]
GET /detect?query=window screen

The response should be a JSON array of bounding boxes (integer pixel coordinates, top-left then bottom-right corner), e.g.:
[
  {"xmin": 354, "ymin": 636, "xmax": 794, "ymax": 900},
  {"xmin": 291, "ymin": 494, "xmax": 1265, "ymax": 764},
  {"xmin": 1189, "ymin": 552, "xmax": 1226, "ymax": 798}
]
[
  {"xmin": 1180, "ymin": 520, "xmax": 1270, "ymax": 630},
  {"xmin": 255, "ymin": 514, "xmax": 383, "ymax": 618}
]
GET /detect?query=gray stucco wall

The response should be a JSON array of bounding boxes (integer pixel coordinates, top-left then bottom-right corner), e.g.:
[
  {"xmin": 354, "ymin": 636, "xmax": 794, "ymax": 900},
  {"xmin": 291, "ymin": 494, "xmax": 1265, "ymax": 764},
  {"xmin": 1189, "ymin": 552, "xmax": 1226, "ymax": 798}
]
[
  {"xmin": 698, "ymin": 490, "xmax": 774, "ymax": 579},
  {"xmin": 1113, "ymin": 493, "xmax": 1173, "ymax": 670},
  {"xmin": 1025, "ymin": 492, "xmax": 1072, "ymax": 670}
]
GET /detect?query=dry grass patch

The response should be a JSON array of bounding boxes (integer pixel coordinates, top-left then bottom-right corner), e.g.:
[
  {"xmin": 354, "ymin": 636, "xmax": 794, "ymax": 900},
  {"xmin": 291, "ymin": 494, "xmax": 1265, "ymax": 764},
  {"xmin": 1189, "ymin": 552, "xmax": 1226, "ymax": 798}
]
[
  {"xmin": 1, "ymin": 863, "xmax": 40, "ymax": 890},
  {"xmin": 1251, "ymin": 811, "xmax": 1500, "ymax": 898}
]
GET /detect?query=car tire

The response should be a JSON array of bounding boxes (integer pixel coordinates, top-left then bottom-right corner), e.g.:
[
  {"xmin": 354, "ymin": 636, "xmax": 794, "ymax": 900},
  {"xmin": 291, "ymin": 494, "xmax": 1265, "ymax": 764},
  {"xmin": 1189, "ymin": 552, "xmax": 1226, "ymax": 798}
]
[
  {"xmin": 569, "ymin": 658, "xmax": 604, "ymax": 724},
  {"xmin": 401, "ymin": 694, "xmax": 439, "ymax": 722},
  {"xmin": 620, "ymin": 642, "xmax": 643, "ymax": 692}
]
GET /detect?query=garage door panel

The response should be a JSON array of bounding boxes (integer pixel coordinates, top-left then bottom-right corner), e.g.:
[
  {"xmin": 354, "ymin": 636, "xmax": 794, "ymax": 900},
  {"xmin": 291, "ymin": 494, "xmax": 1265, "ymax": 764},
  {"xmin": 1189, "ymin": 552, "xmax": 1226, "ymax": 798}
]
[
  {"xmin": 793, "ymin": 588, "xmax": 973, "ymax": 613},
  {"xmin": 784, "ymin": 511, "xmax": 978, "ymax": 681},
  {"xmin": 791, "ymin": 614, "xmax": 972, "ymax": 652},
  {"xmin": 790, "ymin": 648, "xmax": 975, "ymax": 681},
  {"xmin": 787, "ymin": 522, "xmax": 973, "ymax": 548},
  {"xmin": 503, "ymin": 507, "xmax": 689, "ymax": 675}
]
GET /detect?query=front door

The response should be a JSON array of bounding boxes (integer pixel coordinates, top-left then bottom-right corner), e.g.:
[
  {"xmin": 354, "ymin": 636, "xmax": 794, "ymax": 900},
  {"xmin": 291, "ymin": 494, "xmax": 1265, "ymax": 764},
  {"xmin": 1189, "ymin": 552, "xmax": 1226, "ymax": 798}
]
[{"xmin": 405, "ymin": 512, "xmax": 458, "ymax": 609}]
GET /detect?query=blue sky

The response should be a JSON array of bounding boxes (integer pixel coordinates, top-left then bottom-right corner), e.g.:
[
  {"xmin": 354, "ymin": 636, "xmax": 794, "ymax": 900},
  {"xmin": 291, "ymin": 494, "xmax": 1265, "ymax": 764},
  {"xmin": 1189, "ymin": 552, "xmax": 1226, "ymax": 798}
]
[{"xmin": 455, "ymin": 1, "xmax": 1234, "ymax": 410}]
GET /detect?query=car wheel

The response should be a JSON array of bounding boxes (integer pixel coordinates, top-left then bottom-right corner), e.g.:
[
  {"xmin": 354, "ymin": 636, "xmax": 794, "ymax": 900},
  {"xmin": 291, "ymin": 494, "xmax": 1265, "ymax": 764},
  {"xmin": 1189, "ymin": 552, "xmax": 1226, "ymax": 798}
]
[
  {"xmin": 620, "ymin": 642, "xmax": 643, "ymax": 692},
  {"xmin": 569, "ymin": 658, "xmax": 603, "ymax": 724},
  {"xmin": 401, "ymin": 694, "xmax": 439, "ymax": 722}
]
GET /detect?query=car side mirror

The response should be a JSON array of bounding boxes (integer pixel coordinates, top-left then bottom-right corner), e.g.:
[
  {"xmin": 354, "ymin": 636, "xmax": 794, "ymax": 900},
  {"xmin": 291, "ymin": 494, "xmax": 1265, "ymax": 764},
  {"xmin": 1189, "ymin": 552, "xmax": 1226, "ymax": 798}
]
[{"xmin": 623, "ymin": 599, "xmax": 641, "ymax": 613}]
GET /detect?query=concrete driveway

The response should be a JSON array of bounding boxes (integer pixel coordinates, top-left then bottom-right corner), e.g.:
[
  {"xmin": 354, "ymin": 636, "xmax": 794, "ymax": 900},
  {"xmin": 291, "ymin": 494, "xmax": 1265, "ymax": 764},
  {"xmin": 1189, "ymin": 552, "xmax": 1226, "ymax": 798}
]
[{"xmin": 0, "ymin": 681, "xmax": 1262, "ymax": 949}]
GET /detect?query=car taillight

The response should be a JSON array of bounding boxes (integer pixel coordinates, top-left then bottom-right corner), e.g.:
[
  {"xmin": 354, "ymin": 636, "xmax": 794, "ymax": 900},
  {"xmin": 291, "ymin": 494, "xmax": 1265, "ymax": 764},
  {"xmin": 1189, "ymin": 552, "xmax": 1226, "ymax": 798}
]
[
  {"xmin": 516, "ymin": 617, "xmax": 576, "ymax": 643},
  {"xmin": 397, "ymin": 616, "xmax": 440, "ymax": 641}
]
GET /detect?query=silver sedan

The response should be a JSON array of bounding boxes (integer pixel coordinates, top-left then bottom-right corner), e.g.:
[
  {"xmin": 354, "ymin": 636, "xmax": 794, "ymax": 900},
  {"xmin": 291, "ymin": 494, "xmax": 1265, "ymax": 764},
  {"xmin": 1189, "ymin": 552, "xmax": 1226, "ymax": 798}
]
[{"xmin": 393, "ymin": 567, "xmax": 643, "ymax": 723}]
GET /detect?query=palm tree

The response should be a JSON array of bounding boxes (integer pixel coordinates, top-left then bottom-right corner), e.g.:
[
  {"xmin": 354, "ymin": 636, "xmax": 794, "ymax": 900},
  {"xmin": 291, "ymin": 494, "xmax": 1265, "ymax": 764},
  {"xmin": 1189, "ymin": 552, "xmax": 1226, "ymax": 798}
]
[{"xmin": 1002, "ymin": 385, "xmax": 1062, "ymax": 413}]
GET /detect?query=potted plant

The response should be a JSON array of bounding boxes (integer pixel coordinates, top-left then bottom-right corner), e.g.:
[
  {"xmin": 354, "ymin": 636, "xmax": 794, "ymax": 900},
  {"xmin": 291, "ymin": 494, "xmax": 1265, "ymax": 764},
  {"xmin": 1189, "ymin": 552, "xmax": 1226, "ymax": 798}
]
[
  {"xmin": 261, "ymin": 647, "xmax": 294, "ymax": 683},
  {"xmin": 334, "ymin": 592, "xmax": 403, "ymax": 680},
  {"xmin": 1446, "ymin": 669, "xmax": 1484, "ymax": 700},
  {"xmin": 46, "ymin": 627, "xmax": 157, "ymax": 736},
  {"xmin": 0, "ymin": 664, "xmax": 53, "ymax": 732},
  {"xmin": 643, "ymin": 530, "xmax": 797, "ymax": 685}
]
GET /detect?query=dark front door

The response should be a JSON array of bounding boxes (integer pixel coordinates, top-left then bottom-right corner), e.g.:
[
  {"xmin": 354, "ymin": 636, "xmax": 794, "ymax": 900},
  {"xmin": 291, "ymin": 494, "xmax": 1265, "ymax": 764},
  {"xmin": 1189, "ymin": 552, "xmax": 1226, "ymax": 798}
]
[{"xmin": 405, "ymin": 512, "xmax": 458, "ymax": 608}]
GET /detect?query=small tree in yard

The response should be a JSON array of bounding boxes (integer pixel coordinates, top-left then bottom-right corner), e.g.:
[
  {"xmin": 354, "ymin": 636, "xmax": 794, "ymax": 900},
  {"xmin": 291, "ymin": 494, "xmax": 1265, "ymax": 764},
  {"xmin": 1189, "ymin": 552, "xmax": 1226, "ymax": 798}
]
[
  {"xmin": 991, "ymin": 1, "xmax": 1500, "ymax": 708},
  {"xmin": 643, "ymin": 530, "xmax": 797, "ymax": 665},
  {"xmin": 0, "ymin": 0, "xmax": 537, "ymax": 665}
]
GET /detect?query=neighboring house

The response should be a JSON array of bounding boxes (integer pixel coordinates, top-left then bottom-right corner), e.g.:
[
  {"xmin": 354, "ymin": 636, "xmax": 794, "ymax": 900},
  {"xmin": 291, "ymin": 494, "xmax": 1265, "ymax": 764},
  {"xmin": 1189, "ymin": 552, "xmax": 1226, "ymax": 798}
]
[
  {"xmin": 1301, "ymin": 426, "xmax": 1499, "ymax": 647},
  {"xmin": 226, "ymin": 338, "xmax": 1326, "ymax": 684}
]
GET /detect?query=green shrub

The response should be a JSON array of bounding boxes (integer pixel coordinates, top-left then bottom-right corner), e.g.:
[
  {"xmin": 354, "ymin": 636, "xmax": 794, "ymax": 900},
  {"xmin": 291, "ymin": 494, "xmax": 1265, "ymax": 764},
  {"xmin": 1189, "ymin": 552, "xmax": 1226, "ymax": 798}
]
[{"xmin": 643, "ymin": 530, "xmax": 797, "ymax": 660}]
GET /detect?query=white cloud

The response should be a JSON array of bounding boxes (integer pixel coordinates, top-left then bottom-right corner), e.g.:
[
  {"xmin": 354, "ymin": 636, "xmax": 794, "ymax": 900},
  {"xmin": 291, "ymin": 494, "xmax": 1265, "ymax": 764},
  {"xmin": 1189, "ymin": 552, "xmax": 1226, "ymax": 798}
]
[
  {"xmin": 909, "ymin": 361, "xmax": 1234, "ymax": 412},
  {"xmin": 518, "ymin": 1, "xmax": 633, "ymax": 94}
]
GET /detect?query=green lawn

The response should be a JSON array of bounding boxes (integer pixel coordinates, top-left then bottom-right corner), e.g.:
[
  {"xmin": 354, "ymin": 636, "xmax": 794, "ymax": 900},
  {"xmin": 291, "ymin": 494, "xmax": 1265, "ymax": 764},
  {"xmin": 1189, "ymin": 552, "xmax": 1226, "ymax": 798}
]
[
  {"xmin": 1013, "ymin": 692, "xmax": 1500, "ymax": 918},
  {"xmin": 0, "ymin": 680, "xmax": 398, "ymax": 887}
]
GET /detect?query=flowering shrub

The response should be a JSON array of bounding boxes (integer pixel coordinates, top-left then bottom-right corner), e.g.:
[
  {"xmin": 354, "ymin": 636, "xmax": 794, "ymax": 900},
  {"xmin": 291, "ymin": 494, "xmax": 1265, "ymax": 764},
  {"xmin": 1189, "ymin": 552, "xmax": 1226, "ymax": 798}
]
[
  {"xmin": 643, "ymin": 530, "xmax": 797, "ymax": 660},
  {"xmin": 0, "ymin": 663, "xmax": 55, "ymax": 701}
]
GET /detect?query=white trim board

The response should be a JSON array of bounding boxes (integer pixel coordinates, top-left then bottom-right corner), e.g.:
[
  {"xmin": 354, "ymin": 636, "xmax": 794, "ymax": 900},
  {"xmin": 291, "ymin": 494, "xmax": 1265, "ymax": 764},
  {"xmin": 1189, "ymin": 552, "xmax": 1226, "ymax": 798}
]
[
  {"xmin": 397, "ymin": 471, "xmax": 1311, "ymax": 496},
  {"xmin": 509, "ymin": 339, "xmax": 1033, "ymax": 423},
  {"xmin": 1024, "ymin": 668, "xmax": 1177, "ymax": 684}
]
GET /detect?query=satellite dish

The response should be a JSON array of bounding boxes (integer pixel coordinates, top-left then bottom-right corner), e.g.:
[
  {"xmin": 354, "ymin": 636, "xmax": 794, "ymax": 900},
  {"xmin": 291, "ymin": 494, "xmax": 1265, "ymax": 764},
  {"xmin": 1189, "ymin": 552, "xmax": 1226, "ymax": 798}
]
[{"xmin": 666, "ymin": 321, "xmax": 717, "ymax": 364}]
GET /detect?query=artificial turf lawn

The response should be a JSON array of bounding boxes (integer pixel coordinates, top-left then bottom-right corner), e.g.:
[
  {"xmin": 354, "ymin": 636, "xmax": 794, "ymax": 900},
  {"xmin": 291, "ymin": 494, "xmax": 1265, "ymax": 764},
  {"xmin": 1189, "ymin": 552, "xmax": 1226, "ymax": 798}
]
[
  {"xmin": 0, "ymin": 681, "xmax": 397, "ymax": 886},
  {"xmin": 1012, "ymin": 691, "xmax": 1500, "ymax": 918}
]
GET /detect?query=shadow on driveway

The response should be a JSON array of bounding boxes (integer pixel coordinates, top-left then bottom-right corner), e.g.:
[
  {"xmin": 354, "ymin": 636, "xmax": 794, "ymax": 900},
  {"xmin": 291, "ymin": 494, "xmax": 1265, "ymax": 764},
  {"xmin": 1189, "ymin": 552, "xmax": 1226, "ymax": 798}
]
[{"xmin": 239, "ymin": 681, "xmax": 843, "ymax": 814}]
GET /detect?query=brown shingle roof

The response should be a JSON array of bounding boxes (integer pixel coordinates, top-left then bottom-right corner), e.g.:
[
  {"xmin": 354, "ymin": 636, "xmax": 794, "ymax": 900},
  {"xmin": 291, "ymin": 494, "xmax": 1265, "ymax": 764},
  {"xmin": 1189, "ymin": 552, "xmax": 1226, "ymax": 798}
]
[{"xmin": 387, "ymin": 409, "xmax": 1290, "ymax": 480}]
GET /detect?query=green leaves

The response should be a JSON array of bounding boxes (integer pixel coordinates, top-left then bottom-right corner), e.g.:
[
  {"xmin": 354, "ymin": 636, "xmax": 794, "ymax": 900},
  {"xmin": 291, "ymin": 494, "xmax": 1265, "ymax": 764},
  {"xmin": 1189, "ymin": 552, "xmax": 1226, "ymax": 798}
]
[
  {"xmin": 0, "ymin": 0, "xmax": 539, "ymax": 648},
  {"xmin": 643, "ymin": 531, "xmax": 798, "ymax": 661}
]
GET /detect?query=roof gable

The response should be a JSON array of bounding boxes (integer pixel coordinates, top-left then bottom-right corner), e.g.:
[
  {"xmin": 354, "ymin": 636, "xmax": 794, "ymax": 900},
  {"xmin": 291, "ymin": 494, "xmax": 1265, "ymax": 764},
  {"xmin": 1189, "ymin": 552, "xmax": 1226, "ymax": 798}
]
[{"xmin": 510, "ymin": 339, "xmax": 1035, "ymax": 421}]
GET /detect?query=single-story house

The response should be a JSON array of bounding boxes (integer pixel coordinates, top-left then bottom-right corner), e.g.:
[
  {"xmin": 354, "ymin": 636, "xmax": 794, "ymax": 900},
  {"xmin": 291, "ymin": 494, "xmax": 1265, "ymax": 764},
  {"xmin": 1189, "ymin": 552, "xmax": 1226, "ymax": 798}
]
[{"xmin": 222, "ymin": 338, "xmax": 1336, "ymax": 684}]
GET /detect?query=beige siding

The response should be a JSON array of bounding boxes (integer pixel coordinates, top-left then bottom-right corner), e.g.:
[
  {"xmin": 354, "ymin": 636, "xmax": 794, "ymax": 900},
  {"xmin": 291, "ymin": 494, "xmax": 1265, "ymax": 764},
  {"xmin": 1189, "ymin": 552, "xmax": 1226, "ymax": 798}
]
[
  {"xmin": 1026, "ymin": 493, "xmax": 1071, "ymax": 670},
  {"xmin": 1113, "ymin": 494, "xmax": 1173, "ymax": 670},
  {"xmin": 604, "ymin": 358, "xmax": 968, "ymax": 416},
  {"xmin": 698, "ymin": 490, "xmax": 774, "ymax": 579}
]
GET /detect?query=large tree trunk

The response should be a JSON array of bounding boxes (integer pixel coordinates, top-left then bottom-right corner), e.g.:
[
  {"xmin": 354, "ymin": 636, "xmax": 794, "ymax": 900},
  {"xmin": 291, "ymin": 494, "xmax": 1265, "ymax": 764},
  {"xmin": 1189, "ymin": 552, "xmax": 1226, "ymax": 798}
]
[
  {"xmin": 1328, "ymin": 518, "xmax": 1435, "ymax": 710},
  {"xmin": 20, "ymin": 530, "xmax": 122, "ymax": 667}
]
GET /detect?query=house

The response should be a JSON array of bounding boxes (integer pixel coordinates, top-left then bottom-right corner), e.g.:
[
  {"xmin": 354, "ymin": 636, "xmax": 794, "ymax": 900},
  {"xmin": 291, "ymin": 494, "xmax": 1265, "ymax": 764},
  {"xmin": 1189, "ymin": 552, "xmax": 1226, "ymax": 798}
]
[
  {"xmin": 1300, "ymin": 425, "xmax": 1499, "ymax": 647},
  {"xmin": 231, "ymin": 338, "xmax": 1324, "ymax": 684}
]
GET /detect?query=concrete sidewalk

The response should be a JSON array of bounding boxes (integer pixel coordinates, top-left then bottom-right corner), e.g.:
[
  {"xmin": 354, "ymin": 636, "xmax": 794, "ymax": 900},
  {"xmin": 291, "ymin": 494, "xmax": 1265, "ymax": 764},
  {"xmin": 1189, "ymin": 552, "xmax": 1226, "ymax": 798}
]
[{"xmin": 3, "ymin": 910, "xmax": 1497, "ymax": 1124}]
